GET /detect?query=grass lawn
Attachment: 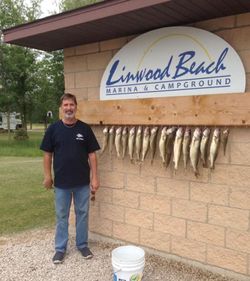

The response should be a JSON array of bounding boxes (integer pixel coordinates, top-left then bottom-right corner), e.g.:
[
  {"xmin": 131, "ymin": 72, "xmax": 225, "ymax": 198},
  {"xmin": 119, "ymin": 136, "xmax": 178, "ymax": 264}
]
[
  {"xmin": 0, "ymin": 130, "xmax": 55, "ymax": 235},
  {"xmin": 0, "ymin": 131, "xmax": 44, "ymax": 157}
]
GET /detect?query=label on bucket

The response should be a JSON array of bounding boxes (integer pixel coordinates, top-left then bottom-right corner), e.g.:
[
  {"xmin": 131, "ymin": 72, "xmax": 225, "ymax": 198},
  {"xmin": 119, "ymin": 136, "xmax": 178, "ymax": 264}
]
[{"xmin": 113, "ymin": 273, "xmax": 142, "ymax": 281}]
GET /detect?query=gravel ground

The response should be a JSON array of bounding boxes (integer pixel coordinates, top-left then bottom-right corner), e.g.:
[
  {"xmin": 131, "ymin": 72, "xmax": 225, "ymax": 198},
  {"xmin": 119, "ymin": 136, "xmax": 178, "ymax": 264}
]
[{"xmin": 0, "ymin": 228, "xmax": 240, "ymax": 281}]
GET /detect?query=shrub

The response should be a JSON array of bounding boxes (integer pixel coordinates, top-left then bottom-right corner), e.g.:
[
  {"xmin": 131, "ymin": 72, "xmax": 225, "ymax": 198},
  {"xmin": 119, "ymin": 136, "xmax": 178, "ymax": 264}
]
[{"xmin": 14, "ymin": 129, "xmax": 29, "ymax": 140}]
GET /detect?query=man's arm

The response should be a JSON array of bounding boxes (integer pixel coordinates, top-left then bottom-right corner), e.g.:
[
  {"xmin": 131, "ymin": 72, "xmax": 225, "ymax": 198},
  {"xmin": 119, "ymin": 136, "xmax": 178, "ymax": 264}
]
[
  {"xmin": 43, "ymin": 151, "xmax": 53, "ymax": 189},
  {"xmin": 88, "ymin": 152, "xmax": 99, "ymax": 192}
]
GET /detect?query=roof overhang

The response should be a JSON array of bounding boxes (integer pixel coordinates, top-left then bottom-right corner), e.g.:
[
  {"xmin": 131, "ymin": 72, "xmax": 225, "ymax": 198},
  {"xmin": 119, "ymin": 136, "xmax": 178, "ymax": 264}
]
[{"xmin": 2, "ymin": 0, "xmax": 250, "ymax": 52}]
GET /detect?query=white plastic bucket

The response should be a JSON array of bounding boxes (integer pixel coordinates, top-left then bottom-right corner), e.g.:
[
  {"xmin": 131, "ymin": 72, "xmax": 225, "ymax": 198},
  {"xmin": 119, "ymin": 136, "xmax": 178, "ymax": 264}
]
[{"xmin": 112, "ymin": 245, "xmax": 145, "ymax": 281}]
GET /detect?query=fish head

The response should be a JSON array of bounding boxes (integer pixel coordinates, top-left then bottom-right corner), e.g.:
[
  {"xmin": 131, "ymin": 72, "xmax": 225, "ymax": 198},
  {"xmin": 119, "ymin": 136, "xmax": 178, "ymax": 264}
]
[
  {"xmin": 193, "ymin": 127, "xmax": 201, "ymax": 138},
  {"xmin": 151, "ymin": 126, "xmax": 158, "ymax": 135},
  {"xmin": 176, "ymin": 127, "xmax": 184, "ymax": 137},
  {"xmin": 184, "ymin": 127, "xmax": 191, "ymax": 137},
  {"xmin": 116, "ymin": 127, "xmax": 122, "ymax": 134},
  {"xmin": 144, "ymin": 126, "xmax": 150, "ymax": 136},
  {"xmin": 122, "ymin": 126, "xmax": 128, "ymax": 135},
  {"xmin": 103, "ymin": 127, "xmax": 109, "ymax": 134},
  {"xmin": 202, "ymin": 128, "xmax": 210, "ymax": 137},
  {"xmin": 213, "ymin": 128, "xmax": 220, "ymax": 138},
  {"xmin": 129, "ymin": 126, "xmax": 135, "ymax": 136},
  {"xmin": 109, "ymin": 126, "xmax": 115, "ymax": 134},
  {"xmin": 223, "ymin": 128, "xmax": 229, "ymax": 136}
]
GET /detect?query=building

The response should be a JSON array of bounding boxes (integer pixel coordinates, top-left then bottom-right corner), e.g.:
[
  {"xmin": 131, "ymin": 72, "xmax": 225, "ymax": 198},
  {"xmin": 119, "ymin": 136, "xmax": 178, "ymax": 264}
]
[{"xmin": 3, "ymin": 0, "xmax": 250, "ymax": 279}]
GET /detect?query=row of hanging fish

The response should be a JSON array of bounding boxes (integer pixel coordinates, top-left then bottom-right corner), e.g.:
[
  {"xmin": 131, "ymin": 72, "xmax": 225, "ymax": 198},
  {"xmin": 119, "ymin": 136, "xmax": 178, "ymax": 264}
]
[{"xmin": 100, "ymin": 125, "xmax": 229, "ymax": 176}]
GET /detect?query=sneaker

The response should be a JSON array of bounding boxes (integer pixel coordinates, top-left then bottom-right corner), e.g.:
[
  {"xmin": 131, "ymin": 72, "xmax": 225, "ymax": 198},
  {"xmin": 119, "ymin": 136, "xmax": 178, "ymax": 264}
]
[
  {"xmin": 79, "ymin": 247, "xmax": 93, "ymax": 259},
  {"xmin": 52, "ymin": 251, "xmax": 65, "ymax": 264}
]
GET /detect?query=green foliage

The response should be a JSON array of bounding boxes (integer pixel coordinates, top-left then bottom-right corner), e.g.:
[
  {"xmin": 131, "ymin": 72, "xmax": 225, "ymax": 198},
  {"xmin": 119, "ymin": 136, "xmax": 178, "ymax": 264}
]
[
  {"xmin": 14, "ymin": 128, "xmax": 29, "ymax": 140},
  {"xmin": 0, "ymin": 157, "xmax": 54, "ymax": 235},
  {"xmin": 60, "ymin": 0, "xmax": 103, "ymax": 11},
  {"xmin": 0, "ymin": 0, "xmax": 42, "ymax": 129},
  {"xmin": 0, "ymin": 131, "xmax": 43, "ymax": 157}
]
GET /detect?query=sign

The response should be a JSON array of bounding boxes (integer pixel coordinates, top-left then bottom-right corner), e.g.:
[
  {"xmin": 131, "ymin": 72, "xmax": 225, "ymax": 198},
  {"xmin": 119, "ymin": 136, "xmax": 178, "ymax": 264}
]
[{"xmin": 100, "ymin": 26, "xmax": 246, "ymax": 100}]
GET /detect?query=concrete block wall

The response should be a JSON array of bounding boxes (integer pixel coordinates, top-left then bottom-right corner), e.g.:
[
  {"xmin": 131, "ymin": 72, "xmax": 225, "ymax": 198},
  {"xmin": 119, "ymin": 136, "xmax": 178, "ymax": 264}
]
[{"xmin": 64, "ymin": 13, "xmax": 250, "ymax": 278}]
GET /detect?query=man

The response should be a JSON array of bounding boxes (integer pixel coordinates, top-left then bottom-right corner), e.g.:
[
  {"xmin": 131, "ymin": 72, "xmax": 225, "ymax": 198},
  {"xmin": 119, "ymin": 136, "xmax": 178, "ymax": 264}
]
[{"xmin": 40, "ymin": 93, "xmax": 100, "ymax": 264}]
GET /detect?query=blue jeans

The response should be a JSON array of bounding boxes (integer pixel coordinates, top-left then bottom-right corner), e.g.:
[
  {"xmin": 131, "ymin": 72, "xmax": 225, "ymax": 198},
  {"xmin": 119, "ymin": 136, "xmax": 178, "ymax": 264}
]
[{"xmin": 54, "ymin": 185, "xmax": 90, "ymax": 253}]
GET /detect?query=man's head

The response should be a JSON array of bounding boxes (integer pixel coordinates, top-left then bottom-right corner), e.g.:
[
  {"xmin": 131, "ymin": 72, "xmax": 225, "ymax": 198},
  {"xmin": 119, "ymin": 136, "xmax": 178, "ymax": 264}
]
[{"xmin": 60, "ymin": 93, "xmax": 77, "ymax": 122}]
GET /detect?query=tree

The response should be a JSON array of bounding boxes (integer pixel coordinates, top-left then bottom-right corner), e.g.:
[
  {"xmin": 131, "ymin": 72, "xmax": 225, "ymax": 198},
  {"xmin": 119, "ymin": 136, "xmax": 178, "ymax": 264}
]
[
  {"xmin": 59, "ymin": 0, "xmax": 103, "ymax": 11},
  {"xmin": 0, "ymin": 0, "xmax": 42, "ymax": 130}
]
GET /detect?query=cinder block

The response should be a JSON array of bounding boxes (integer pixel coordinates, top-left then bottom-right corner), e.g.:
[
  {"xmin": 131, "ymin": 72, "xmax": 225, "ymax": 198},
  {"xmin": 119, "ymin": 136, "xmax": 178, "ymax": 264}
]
[
  {"xmin": 99, "ymin": 171, "xmax": 124, "ymax": 189},
  {"xmin": 195, "ymin": 15, "xmax": 235, "ymax": 31},
  {"xmin": 89, "ymin": 216, "xmax": 113, "ymax": 237},
  {"xmin": 239, "ymin": 50, "xmax": 250, "ymax": 73},
  {"xmin": 112, "ymin": 157, "xmax": 140, "ymax": 175},
  {"xmin": 211, "ymin": 165, "xmax": 250, "ymax": 188},
  {"xmin": 230, "ymin": 142, "xmax": 250, "ymax": 165},
  {"xmin": 172, "ymin": 198, "xmax": 207, "ymax": 222},
  {"xmin": 171, "ymin": 237, "xmax": 206, "ymax": 262},
  {"xmin": 100, "ymin": 37, "xmax": 128, "ymax": 51},
  {"xmin": 69, "ymin": 88, "xmax": 88, "ymax": 100},
  {"xmin": 113, "ymin": 222, "xmax": 139, "ymax": 243},
  {"xmin": 187, "ymin": 221, "xmax": 225, "ymax": 247},
  {"xmin": 157, "ymin": 178, "xmax": 189, "ymax": 199},
  {"xmin": 139, "ymin": 193, "xmax": 171, "ymax": 215},
  {"xmin": 75, "ymin": 70, "xmax": 102, "ymax": 88},
  {"xmin": 87, "ymin": 51, "xmax": 112, "ymax": 70},
  {"xmin": 87, "ymin": 87, "xmax": 100, "ymax": 100},
  {"xmin": 125, "ymin": 208, "xmax": 153, "ymax": 229},
  {"xmin": 226, "ymin": 229, "xmax": 250, "ymax": 254},
  {"xmin": 216, "ymin": 26, "xmax": 250, "ymax": 51},
  {"xmin": 75, "ymin": 42, "xmax": 99, "ymax": 55},
  {"xmin": 113, "ymin": 189, "xmax": 139, "ymax": 208},
  {"xmin": 64, "ymin": 73, "xmax": 75, "ymax": 89},
  {"xmin": 64, "ymin": 55, "xmax": 87, "ymax": 73},
  {"xmin": 230, "ymin": 128, "xmax": 250, "ymax": 142},
  {"xmin": 229, "ymin": 186, "xmax": 250, "ymax": 209},
  {"xmin": 64, "ymin": 47, "xmax": 75, "ymax": 57},
  {"xmin": 95, "ymin": 187, "xmax": 112, "ymax": 204},
  {"xmin": 140, "ymin": 159, "xmax": 172, "ymax": 178},
  {"xmin": 236, "ymin": 12, "xmax": 250, "ymax": 27},
  {"xmin": 190, "ymin": 182, "xmax": 228, "ymax": 206},
  {"xmin": 126, "ymin": 174, "xmax": 155, "ymax": 194},
  {"xmin": 140, "ymin": 228, "xmax": 171, "ymax": 252},
  {"xmin": 154, "ymin": 214, "xmax": 186, "ymax": 237},
  {"xmin": 207, "ymin": 245, "xmax": 247, "ymax": 274},
  {"xmin": 100, "ymin": 203, "xmax": 124, "ymax": 222},
  {"xmin": 208, "ymin": 205, "xmax": 249, "ymax": 230}
]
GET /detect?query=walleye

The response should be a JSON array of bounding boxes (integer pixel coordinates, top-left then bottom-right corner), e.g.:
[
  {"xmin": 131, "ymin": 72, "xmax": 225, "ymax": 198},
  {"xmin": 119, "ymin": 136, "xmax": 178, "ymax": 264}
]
[
  {"xmin": 200, "ymin": 128, "xmax": 210, "ymax": 167},
  {"xmin": 173, "ymin": 127, "xmax": 184, "ymax": 171},
  {"xmin": 165, "ymin": 127, "xmax": 176, "ymax": 168},
  {"xmin": 100, "ymin": 126, "xmax": 109, "ymax": 155},
  {"xmin": 115, "ymin": 127, "xmax": 122, "ymax": 158},
  {"xmin": 209, "ymin": 128, "xmax": 220, "ymax": 169},
  {"xmin": 149, "ymin": 126, "xmax": 158, "ymax": 164},
  {"xmin": 182, "ymin": 127, "xmax": 191, "ymax": 170},
  {"xmin": 159, "ymin": 127, "xmax": 168, "ymax": 165},
  {"xmin": 121, "ymin": 126, "xmax": 128, "ymax": 159},
  {"xmin": 108, "ymin": 126, "xmax": 115, "ymax": 155},
  {"xmin": 141, "ymin": 126, "xmax": 150, "ymax": 162},
  {"xmin": 221, "ymin": 128, "xmax": 229, "ymax": 156},
  {"xmin": 135, "ymin": 126, "xmax": 143, "ymax": 161},
  {"xmin": 190, "ymin": 127, "xmax": 201, "ymax": 177},
  {"xmin": 128, "ymin": 127, "xmax": 136, "ymax": 162}
]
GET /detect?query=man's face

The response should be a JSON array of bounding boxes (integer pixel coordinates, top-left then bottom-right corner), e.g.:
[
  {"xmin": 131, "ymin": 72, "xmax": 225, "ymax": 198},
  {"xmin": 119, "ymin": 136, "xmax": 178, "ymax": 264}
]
[{"xmin": 61, "ymin": 98, "xmax": 77, "ymax": 120}]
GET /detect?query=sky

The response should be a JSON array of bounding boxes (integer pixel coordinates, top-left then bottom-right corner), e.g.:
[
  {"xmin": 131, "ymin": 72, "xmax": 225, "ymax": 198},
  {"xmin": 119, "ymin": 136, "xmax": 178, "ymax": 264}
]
[{"xmin": 24, "ymin": 0, "xmax": 60, "ymax": 18}]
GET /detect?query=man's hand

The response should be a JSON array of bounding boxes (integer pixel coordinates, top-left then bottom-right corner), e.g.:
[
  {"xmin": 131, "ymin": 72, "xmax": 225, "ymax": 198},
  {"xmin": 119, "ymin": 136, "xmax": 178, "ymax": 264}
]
[
  {"xmin": 90, "ymin": 177, "xmax": 99, "ymax": 193},
  {"xmin": 43, "ymin": 177, "xmax": 53, "ymax": 190}
]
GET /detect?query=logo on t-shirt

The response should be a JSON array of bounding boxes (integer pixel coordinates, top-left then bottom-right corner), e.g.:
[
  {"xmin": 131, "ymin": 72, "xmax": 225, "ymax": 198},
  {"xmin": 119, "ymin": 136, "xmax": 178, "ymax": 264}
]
[{"xmin": 76, "ymin": 133, "xmax": 84, "ymax": 141}]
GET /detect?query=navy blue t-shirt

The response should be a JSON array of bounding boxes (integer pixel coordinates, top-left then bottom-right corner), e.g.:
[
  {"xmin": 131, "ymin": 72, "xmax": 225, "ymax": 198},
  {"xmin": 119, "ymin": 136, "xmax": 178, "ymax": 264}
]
[{"xmin": 40, "ymin": 120, "xmax": 100, "ymax": 189}]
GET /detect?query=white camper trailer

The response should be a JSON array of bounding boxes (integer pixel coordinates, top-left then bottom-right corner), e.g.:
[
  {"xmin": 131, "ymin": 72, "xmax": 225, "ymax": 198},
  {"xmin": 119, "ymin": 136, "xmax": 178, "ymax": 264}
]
[{"xmin": 0, "ymin": 112, "xmax": 22, "ymax": 130}]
